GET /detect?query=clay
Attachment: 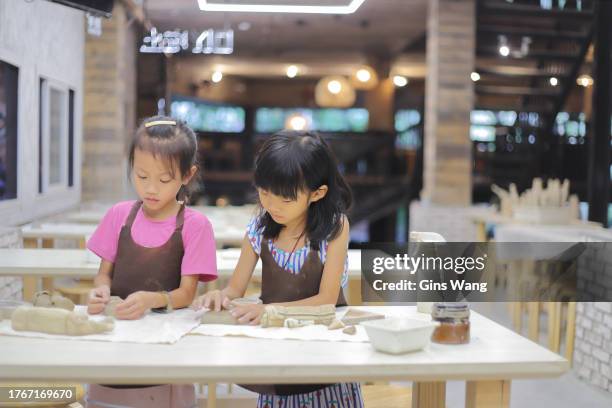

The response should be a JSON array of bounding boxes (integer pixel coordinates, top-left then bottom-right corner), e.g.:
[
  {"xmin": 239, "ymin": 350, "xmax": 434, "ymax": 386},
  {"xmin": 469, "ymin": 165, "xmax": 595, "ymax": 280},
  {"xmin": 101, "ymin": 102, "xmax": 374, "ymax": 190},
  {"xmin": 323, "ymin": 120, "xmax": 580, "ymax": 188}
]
[
  {"xmin": 32, "ymin": 291, "xmax": 75, "ymax": 311},
  {"xmin": 104, "ymin": 296, "xmax": 123, "ymax": 317},
  {"xmin": 230, "ymin": 296, "xmax": 262, "ymax": 307},
  {"xmin": 340, "ymin": 308, "xmax": 385, "ymax": 325},
  {"xmin": 11, "ymin": 306, "xmax": 114, "ymax": 336},
  {"xmin": 342, "ymin": 326, "xmax": 357, "ymax": 335},
  {"xmin": 284, "ymin": 318, "xmax": 314, "ymax": 328},
  {"xmin": 260, "ymin": 304, "xmax": 336, "ymax": 328},
  {"xmin": 201, "ymin": 310, "xmax": 240, "ymax": 325},
  {"xmin": 327, "ymin": 319, "xmax": 345, "ymax": 330}
]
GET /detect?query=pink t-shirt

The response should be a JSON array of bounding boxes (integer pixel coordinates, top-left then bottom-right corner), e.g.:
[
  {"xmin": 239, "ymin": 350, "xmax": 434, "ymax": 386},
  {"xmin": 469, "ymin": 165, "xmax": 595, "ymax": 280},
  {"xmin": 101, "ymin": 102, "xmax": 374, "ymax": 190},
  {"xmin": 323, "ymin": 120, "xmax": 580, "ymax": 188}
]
[{"xmin": 87, "ymin": 201, "xmax": 217, "ymax": 282}]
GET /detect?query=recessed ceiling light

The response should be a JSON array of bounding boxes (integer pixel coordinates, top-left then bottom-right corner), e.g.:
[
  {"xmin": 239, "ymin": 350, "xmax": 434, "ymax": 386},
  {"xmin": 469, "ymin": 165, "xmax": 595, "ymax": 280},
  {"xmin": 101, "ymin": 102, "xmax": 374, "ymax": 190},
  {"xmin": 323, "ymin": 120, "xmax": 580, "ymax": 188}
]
[
  {"xmin": 499, "ymin": 45, "xmax": 510, "ymax": 57},
  {"xmin": 471, "ymin": 72, "xmax": 480, "ymax": 82},
  {"xmin": 549, "ymin": 77, "xmax": 558, "ymax": 86},
  {"xmin": 197, "ymin": 0, "xmax": 366, "ymax": 14}
]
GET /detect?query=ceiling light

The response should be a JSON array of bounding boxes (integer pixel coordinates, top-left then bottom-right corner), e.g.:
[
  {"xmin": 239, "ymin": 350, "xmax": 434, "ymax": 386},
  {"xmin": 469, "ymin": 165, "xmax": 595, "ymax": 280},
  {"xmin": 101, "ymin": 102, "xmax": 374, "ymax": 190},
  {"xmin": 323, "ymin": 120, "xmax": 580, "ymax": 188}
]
[
  {"xmin": 328, "ymin": 80, "xmax": 342, "ymax": 94},
  {"xmin": 285, "ymin": 113, "xmax": 309, "ymax": 131},
  {"xmin": 576, "ymin": 74, "xmax": 593, "ymax": 87},
  {"xmin": 356, "ymin": 68, "xmax": 371, "ymax": 82},
  {"xmin": 237, "ymin": 22, "xmax": 251, "ymax": 31},
  {"xmin": 471, "ymin": 72, "xmax": 481, "ymax": 82},
  {"xmin": 393, "ymin": 75, "xmax": 408, "ymax": 87},
  {"xmin": 286, "ymin": 65, "xmax": 299, "ymax": 78},
  {"xmin": 549, "ymin": 77, "xmax": 558, "ymax": 86},
  {"xmin": 197, "ymin": 0, "xmax": 366, "ymax": 14},
  {"xmin": 499, "ymin": 45, "xmax": 510, "ymax": 57},
  {"xmin": 211, "ymin": 71, "xmax": 223, "ymax": 83}
]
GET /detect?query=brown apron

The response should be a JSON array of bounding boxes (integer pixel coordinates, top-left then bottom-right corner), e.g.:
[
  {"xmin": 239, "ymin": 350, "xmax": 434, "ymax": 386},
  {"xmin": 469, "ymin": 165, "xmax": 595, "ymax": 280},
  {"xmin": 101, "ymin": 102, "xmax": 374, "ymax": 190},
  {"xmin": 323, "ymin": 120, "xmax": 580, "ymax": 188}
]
[
  {"xmin": 240, "ymin": 239, "xmax": 347, "ymax": 396},
  {"xmin": 101, "ymin": 200, "xmax": 186, "ymax": 391},
  {"xmin": 110, "ymin": 201, "xmax": 185, "ymax": 299}
]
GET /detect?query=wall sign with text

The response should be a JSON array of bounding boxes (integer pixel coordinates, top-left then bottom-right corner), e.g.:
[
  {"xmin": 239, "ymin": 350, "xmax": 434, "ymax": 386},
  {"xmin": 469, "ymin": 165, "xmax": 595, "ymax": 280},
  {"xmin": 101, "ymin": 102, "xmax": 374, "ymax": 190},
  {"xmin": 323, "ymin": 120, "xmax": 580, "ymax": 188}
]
[{"xmin": 139, "ymin": 27, "xmax": 234, "ymax": 55}]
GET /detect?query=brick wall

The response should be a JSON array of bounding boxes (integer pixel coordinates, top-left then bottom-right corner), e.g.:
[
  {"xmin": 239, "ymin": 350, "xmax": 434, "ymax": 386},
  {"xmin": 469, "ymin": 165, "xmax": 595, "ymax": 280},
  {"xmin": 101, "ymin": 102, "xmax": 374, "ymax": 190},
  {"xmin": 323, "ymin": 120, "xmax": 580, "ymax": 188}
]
[{"xmin": 573, "ymin": 242, "xmax": 612, "ymax": 393}]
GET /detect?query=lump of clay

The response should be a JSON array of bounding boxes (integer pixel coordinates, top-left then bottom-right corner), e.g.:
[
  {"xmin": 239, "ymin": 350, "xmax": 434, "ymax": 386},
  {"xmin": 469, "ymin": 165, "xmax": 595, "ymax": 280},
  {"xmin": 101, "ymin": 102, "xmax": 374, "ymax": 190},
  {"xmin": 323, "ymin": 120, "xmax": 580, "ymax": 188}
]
[
  {"xmin": 32, "ymin": 291, "xmax": 75, "ymax": 311},
  {"xmin": 342, "ymin": 326, "xmax": 357, "ymax": 335},
  {"xmin": 260, "ymin": 304, "xmax": 336, "ymax": 328},
  {"xmin": 104, "ymin": 296, "xmax": 123, "ymax": 317},
  {"xmin": 341, "ymin": 308, "xmax": 385, "ymax": 325},
  {"xmin": 327, "ymin": 319, "xmax": 345, "ymax": 331},
  {"xmin": 11, "ymin": 306, "xmax": 114, "ymax": 336},
  {"xmin": 201, "ymin": 310, "xmax": 240, "ymax": 325}
]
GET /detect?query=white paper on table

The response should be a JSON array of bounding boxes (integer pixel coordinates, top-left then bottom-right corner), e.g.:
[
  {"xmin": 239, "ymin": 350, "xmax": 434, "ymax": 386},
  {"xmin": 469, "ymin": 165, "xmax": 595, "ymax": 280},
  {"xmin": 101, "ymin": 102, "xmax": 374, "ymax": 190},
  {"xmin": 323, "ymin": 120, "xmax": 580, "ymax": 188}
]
[{"xmin": 0, "ymin": 306, "xmax": 204, "ymax": 344}]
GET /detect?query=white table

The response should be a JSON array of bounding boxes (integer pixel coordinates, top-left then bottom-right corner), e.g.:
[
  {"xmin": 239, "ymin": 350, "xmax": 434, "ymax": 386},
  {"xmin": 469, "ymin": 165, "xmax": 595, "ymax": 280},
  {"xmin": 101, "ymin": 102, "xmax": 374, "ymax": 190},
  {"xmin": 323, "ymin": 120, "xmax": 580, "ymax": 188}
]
[
  {"xmin": 0, "ymin": 249, "xmax": 363, "ymax": 302},
  {"xmin": 0, "ymin": 306, "xmax": 568, "ymax": 408},
  {"xmin": 20, "ymin": 222, "xmax": 246, "ymax": 250}
]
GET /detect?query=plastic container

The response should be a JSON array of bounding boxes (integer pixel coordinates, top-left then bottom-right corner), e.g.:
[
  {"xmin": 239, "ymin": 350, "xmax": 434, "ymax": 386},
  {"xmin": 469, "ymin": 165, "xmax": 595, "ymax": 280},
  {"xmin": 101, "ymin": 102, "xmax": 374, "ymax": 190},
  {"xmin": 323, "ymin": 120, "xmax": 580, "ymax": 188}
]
[{"xmin": 361, "ymin": 317, "xmax": 439, "ymax": 354}]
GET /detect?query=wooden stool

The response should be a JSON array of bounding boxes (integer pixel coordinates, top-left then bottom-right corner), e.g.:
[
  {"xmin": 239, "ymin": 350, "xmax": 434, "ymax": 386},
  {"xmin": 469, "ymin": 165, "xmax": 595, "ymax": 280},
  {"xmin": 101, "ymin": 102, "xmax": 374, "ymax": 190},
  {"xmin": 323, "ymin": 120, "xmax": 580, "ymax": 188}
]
[{"xmin": 362, "ymin": 383, "xmax": 413, "ymax": 408}]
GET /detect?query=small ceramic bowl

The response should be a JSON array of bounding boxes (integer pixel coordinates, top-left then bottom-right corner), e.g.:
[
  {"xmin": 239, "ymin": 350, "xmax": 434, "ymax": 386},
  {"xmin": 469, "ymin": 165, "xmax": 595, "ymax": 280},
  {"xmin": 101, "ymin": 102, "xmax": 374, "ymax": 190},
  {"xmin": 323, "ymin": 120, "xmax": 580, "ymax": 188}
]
[{"xmin": 361, "ymin": 317, "xmax": 439, "ymax": 354}]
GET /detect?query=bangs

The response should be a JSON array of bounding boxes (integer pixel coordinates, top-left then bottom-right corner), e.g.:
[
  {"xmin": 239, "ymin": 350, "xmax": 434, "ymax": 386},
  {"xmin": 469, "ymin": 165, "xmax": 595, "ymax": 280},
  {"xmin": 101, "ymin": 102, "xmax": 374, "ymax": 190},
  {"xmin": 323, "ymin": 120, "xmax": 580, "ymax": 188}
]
[
  {"xmin": 254, "ymin": 146, "xmax": 307, "ymax": 200},
  {"xmin": 133, "ymin": 131, "xmax": 183, "ymax": 178}
]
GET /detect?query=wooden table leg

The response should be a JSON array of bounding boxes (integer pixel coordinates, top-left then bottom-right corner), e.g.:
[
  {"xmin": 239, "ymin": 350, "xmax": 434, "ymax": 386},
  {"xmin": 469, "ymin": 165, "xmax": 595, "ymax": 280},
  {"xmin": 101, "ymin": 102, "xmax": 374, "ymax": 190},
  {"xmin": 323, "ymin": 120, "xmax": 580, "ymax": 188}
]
[
  {"xmin": 41, "ymin": 239, "xmax": 55, "ymax": 292},
  {"xmin": 348, "ymin": 277, "xmax": 362, "ymax": 306},
  {"xmin": 564, "ymin": 302, "xmax": 577, "ymax": 364},
  {"xmin": 547, "ymin": 302, "xmax": 562, "ymax": 353},
  {"xmin": 474, "ymin": 221, "xmax": 487, "ymax": 242},
  {"xmin": 207, "ymin": 382, "xmax": 217, "ymax": 408},
  {"xmin": 527, "ymin": 302, "xmax": 540, "ymax": 342},
  {"xmin": 22, "ymin": 277, "xmax": 38, "ymax": 302},
  {"xmin": 466, "ymin": 380, "xmax": 511, "ymax": 408},
  {"xmin": 412, "ymin": 381, "xmax": 445, "ymax": 408}
]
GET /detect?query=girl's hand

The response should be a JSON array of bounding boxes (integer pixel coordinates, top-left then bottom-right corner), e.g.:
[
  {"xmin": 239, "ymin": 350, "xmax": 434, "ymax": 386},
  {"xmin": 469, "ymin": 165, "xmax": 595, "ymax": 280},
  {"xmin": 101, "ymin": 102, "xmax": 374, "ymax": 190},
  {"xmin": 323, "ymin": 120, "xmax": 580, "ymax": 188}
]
[
  {"xmin": 114, "ymin": 291, "xmax": 151, "ymax": 320},
  {"xmin": 230, "ymin": 303, "xmax": 265, "ymax": 325},
  {"xmin": 87, "ymin": 285, "xmax": 110, "ymax": 315},
  {"xmin": 192, "ymin": 289, "xmax": 232, "ymax": 312}
]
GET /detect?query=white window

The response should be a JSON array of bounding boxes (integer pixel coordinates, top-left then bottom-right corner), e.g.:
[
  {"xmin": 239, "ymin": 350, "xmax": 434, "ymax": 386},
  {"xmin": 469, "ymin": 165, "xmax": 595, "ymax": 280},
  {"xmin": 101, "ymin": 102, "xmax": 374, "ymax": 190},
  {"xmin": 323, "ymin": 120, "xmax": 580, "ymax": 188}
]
[{"xmin": 39, "ymin": 79, "xmax": 71, "ymax": 193}]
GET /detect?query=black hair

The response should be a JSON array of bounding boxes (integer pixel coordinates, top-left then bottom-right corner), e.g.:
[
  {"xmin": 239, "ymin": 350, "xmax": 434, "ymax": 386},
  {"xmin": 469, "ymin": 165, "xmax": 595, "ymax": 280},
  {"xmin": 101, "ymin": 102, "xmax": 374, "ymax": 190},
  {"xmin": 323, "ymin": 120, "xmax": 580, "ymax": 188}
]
[
  {"xmin": 254, "ymin": 130, "xmax": 352, "ymax": 248},
  {"xmin": 128, "ymin": 115, "xmax": 200, "ymax": 203}
]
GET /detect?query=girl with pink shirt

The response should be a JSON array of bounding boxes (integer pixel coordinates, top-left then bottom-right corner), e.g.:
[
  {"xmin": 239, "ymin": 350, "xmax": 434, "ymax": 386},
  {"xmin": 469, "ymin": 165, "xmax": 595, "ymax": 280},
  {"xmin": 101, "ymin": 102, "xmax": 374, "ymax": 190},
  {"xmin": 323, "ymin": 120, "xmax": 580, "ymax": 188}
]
[{"xmin": 85, "ymin": 115, "xmax": 217, "ymax": 408}]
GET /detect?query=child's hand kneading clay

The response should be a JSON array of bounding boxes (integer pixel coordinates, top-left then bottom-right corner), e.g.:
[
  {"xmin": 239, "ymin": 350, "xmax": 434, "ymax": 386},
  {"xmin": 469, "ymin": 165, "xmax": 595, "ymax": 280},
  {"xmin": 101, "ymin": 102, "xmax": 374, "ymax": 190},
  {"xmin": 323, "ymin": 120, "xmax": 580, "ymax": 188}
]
[{"xmin": 87, "ymin": 285, "xmax": 110, "ymax": 315}]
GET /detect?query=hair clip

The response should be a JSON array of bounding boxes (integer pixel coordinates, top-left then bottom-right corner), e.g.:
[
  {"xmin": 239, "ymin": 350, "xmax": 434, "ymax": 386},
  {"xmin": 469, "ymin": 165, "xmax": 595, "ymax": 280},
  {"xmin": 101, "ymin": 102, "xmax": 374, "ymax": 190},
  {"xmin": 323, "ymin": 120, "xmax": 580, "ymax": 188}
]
[{"xmin": 144, "ymin": 120, "xmax": 176, "ymax": 128}]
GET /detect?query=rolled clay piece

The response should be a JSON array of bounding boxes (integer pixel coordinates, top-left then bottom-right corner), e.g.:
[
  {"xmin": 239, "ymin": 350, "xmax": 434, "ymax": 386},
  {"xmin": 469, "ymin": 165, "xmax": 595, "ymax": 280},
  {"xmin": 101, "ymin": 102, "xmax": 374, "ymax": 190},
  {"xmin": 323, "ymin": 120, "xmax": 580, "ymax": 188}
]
[
  {"xmin": 32, "ymin": 291, "xmax": 75, "ymax": 311},
  {"xmin": 341, "ymin": 308, "xmax": 385, "ymax": 325},
  {"xmin": 342, "ymin": 326, "xmax": 357, "ymax": 335},
  {"xmin": 201, "ymin": 310, "xmax": 240, "ymax": 325},
  {"xmin": 104, "ymin": 296, "xmax": 123, "ymax": 317},
  {"xmin": 327, "ymin": 319, "xmax": 345, "ymax": 330},
  {"xmin": 260, "ymin": 304, "xmax": 336, "ymax": 328},
  {"xmin": 12, "ymin": 306, "xmax": 114, "ymax": 336},
  {"xmin": 285, "ymin": 318, "xmax": 314, "ymax": 328},
  {"xmin": 230, "ymin": 296, "xmax": 262, "ymax": 307}
]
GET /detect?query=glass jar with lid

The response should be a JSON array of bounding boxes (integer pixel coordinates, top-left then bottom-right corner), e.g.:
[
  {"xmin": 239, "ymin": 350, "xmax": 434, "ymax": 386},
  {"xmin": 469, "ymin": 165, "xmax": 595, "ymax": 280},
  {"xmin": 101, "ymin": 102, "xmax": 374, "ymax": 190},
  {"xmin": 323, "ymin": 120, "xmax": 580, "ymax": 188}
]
[{"xmin": 431, "ymin": 302, "xmax": 470, "ymax": 344}]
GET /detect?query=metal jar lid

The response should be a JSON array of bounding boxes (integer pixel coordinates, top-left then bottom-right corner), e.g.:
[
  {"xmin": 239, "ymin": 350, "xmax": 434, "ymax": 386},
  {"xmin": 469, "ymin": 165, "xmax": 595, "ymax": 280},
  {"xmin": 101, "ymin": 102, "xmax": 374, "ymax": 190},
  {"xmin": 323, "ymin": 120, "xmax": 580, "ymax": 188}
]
[{"xmin": 431, "ymin": 302, "xmax": 470, "ymax": 320}]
